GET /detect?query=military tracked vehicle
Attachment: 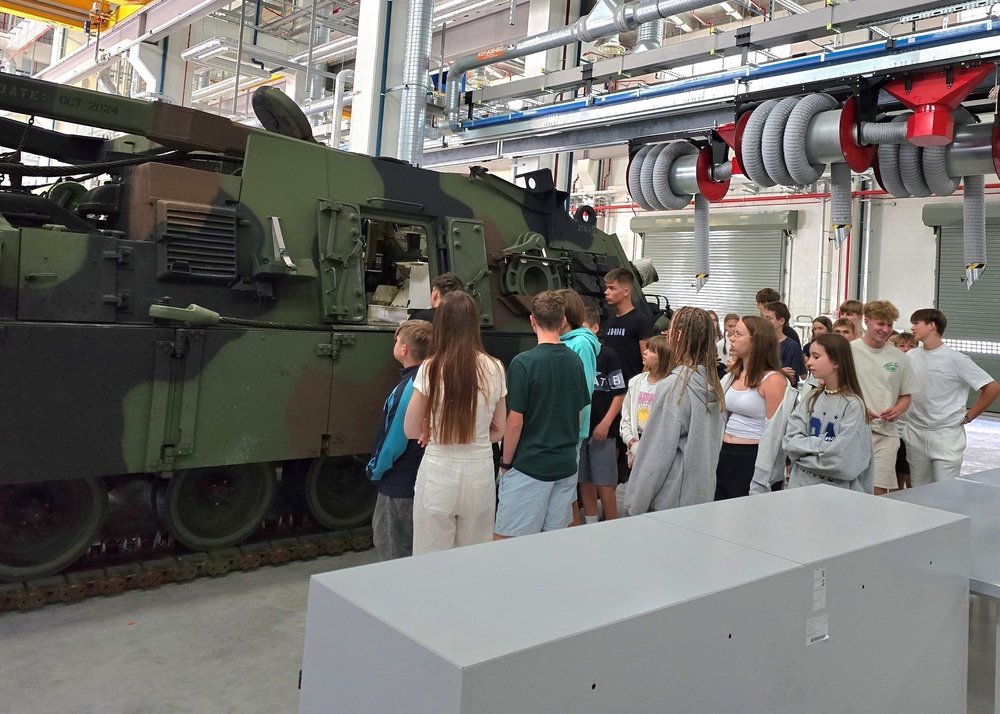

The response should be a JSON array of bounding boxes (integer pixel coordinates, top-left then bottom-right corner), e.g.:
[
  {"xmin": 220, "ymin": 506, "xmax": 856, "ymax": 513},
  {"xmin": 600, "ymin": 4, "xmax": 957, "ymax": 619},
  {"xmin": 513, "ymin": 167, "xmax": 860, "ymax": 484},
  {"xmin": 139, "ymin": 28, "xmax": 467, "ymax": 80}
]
[{"xmin": 0, "ymin": 75, "xmax": 651, "ymax": 580}]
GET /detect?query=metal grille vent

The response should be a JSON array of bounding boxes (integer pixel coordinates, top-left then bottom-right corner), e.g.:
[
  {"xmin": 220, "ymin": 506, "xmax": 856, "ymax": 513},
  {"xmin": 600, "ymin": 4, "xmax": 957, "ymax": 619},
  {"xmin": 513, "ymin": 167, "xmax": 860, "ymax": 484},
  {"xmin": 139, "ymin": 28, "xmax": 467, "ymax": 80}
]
[{"xmin": 155, "ymin": 200, "xmax": 238, "ymax": 281}]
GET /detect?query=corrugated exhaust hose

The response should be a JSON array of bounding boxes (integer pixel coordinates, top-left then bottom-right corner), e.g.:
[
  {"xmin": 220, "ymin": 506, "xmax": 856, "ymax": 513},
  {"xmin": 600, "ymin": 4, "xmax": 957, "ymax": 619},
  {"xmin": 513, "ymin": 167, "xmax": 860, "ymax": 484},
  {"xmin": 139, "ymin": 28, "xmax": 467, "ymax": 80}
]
[
  {"xmin": 741, "ymin": 98, "xmax": 780, "ymax": 187},
  {"xmin": 830, "ymin": 161, "xmax": 852, "ymax": 249},
  {"xmin": 784, "ymin": 93, "xmax": 838, "ymax": 186},
  {"xmin": 628, "ymin": 145, "xmax": 654, "ymax": 210},
  {"xmin": 654, "ymin": 142, "xmax": 698, "ymax": 210},
  {"xmin": 876, "ymin": 114, "xmax": 914, "ymax": 198},
  {"xmin": 641, "ymin": 144, "xmax": 670, "ymax": 210},
  {"xmin": 963, "ymin": 173, "xmax": 987, "ymax": 289},
  {"xmin": 694, "ymin": 193, "xmax": 710, "ymax": 292},
  {"xmin": 762, "ymin": 97, "xmax": 800, "ymax": 187}
]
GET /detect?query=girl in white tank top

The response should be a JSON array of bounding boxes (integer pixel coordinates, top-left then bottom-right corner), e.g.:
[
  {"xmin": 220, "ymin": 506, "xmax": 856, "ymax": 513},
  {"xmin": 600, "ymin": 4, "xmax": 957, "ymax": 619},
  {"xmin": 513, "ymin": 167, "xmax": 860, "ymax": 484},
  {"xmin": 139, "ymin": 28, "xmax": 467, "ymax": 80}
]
[{"xmin": 715, "ymin": 316, "xmax": 786, "ymax": 500}]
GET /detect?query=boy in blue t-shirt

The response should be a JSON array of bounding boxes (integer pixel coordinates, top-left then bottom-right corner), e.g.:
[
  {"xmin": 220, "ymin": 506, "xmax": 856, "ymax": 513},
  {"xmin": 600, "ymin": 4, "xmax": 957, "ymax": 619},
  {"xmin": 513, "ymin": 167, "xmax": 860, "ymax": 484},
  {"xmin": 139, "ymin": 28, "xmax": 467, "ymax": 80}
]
[
  {"xmin": 762, "ymin": 301, "xmax": 807, "ymax": 384},
  {"xmin": 495, "ymin": 292, "xmax": 591, "ymax": 538},
  {"xmin": 366, "ymin": 320, "xmax": 432, "ymax": 559}
]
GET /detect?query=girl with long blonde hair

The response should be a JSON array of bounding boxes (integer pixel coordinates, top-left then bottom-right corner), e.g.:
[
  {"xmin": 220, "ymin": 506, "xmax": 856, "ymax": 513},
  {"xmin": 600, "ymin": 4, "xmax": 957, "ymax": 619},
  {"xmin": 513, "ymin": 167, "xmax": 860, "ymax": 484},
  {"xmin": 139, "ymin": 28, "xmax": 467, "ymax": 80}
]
[{"xmin": 404, "ymin": 292, "xmax": 507, "ymax": 553}]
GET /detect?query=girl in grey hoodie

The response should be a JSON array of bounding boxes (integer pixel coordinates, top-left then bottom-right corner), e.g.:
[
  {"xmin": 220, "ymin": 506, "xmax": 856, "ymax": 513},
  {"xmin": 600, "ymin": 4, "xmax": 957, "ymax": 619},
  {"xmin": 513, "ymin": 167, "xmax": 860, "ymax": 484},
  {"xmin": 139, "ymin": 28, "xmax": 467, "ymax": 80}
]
[
  {"xmin": 624, "ymin": 307, "xmax": 726, "ymax": 515},
  {"xmin": 784, "ymin": 333, "xmax": 875, "ymax": 493}
]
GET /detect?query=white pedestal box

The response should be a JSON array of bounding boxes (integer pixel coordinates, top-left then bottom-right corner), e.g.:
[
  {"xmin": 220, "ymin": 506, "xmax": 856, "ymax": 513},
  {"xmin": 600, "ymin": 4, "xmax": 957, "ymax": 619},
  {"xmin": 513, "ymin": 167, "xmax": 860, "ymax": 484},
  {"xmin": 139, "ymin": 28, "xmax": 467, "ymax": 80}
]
[
  {"xmin": 299, "ymin": 486, "xmax": 969, "ymax": 713},
  {"xmin": 651, "ymin": 486, "xmax": 972, "ymax": 713}
]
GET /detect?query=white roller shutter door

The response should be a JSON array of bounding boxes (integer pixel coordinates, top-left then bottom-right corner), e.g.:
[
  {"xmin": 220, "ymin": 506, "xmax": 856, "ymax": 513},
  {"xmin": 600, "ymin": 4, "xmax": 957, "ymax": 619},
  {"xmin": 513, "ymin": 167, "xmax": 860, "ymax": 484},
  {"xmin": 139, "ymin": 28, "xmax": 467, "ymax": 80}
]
[{"xmin": 640, "ymin": 228, "xmax": 787, "ymax": 316}]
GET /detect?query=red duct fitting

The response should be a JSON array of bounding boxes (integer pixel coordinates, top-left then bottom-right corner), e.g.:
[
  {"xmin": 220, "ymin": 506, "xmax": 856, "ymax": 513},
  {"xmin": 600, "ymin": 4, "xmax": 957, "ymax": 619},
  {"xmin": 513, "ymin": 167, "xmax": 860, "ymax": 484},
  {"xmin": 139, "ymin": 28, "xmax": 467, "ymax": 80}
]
[
  {"xmin": 696, "ymin": 144, "xmax": 730, "ymax": 202},
  {"xmin": 883, "ymin": 64, "xmax": 995, "ymax": 147},
  {"xmin": 715, "ymin": 121, "xmax": 742, "ymax": 176},
  {"xmin": 733, "ymin": 111, "xmax": 752, "ymax": 176},
  {"xmin": 840, "ymin": 95, "xmax": 876, "ymax": 172}
]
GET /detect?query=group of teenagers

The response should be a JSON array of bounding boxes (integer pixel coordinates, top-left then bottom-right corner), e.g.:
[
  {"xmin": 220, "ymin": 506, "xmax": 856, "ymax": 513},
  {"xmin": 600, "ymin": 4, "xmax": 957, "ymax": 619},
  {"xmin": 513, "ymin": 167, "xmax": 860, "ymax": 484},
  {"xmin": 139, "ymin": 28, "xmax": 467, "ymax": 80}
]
[{"xmin": 366, "ymin": 272, "xmax": 1000, "ymax": 561}]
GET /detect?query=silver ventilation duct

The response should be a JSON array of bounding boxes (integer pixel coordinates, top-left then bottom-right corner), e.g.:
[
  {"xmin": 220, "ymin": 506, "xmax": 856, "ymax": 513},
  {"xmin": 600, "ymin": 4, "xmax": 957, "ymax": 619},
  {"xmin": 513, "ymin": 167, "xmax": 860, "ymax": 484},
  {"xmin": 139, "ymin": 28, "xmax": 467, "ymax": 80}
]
[
  {"xmin": 308, "ymin": 4, "xmax": 332, "ymax": 127},
  {"xmin": 397, "ymin": 0, "xmax": 436, "ymax": 165},
  {"xmin": 633, "ymin": 18, "xmax": 664, "ymax": 52}
]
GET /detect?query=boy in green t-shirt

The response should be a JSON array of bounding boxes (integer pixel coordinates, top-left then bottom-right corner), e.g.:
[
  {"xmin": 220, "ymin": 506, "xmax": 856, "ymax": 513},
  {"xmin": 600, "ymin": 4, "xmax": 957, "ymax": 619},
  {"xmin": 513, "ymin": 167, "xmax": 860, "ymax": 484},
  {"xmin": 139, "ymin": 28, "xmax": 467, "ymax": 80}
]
[{"xmin": 494, "ymin": 291, "xmax": 591, "ymax": 538}]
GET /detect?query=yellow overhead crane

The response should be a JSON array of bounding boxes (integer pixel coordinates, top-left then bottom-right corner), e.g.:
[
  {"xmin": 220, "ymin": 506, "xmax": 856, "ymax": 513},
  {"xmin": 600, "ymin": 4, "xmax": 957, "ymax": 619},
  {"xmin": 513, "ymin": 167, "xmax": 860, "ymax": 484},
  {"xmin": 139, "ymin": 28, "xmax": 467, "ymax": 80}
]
[{"xmin": 0, "ymin": 0, "xmax": 152, "ymax": 31}]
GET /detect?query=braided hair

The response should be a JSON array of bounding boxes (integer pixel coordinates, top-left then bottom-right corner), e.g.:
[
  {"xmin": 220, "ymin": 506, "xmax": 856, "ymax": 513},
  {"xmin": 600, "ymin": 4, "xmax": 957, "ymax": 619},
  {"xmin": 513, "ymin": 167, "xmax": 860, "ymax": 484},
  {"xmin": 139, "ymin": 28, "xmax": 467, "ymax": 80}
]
[{"xmin": 664, "ymin": 306, "xmax": 726, "ymax": 410}]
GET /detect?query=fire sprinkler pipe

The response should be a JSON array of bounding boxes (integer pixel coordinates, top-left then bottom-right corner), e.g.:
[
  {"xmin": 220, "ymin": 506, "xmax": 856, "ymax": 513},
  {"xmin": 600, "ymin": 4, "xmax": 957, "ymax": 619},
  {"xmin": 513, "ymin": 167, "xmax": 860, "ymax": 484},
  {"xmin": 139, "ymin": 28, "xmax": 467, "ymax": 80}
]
[
  {"xmin": 592, "ymin": 183, "xmax": 1000, "ymax": 211},
  {"xmin": 445, "ymin": 0, "xmax": 723, "ymax": 131}
]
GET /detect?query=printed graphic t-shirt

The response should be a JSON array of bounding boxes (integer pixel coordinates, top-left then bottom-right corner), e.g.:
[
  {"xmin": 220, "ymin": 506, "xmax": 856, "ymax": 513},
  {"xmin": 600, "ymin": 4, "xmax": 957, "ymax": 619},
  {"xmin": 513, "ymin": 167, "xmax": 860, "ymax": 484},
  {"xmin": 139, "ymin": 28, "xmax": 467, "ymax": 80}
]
[
  {"xmin": 601, "ymin": 307, "xmax": 656, "ymax": 382},
  {"xmin": 636, "ymin": 383, "xmax": 656, "ymax": 435},
  {"xmin": 851, "ymin": 339, "xmax": 916, "ymax": 437},
  {"xmin": 590, "ymin": 345, "xmax": 628, "ymax": 435}
]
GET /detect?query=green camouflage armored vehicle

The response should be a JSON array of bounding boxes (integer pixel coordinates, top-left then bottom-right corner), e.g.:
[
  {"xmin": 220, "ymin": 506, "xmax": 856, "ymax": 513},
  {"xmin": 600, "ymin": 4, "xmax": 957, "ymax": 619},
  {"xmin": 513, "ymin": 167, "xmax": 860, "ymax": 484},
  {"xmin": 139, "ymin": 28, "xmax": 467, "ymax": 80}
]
[{"xmin": 0, "ymin": 74, "xmax": 649, "ymax": 581}]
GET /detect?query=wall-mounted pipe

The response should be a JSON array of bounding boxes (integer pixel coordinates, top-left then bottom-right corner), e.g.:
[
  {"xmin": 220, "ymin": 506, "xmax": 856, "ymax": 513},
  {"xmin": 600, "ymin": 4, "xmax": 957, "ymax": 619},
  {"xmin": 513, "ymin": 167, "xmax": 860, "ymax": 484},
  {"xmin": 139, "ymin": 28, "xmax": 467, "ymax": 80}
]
[{"xmin": 445, "ymin": 0, "xmax": 721, "ymax": 130}]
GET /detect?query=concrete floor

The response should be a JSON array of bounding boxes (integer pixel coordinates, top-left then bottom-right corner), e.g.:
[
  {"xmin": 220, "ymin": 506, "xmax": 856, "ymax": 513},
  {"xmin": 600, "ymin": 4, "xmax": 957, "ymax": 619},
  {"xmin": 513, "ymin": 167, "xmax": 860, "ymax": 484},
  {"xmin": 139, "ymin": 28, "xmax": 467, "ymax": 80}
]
[
  {"xmin": 962, "ymin": 416, "xmax": 1000, "ymax": 476},
  {"xmin": 2, "ymin": 416, "xmax": 1000, "ymax": 714},
  {"xmin": 0, "ymin": 551, "xmax": 379, "ymax": 714}
]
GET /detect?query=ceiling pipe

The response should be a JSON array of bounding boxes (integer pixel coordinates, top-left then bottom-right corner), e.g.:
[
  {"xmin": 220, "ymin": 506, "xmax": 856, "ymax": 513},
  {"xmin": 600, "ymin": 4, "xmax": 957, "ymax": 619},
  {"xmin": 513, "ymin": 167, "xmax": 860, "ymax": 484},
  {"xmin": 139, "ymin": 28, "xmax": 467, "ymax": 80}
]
[
  {"xmin": 445, "ymin": 0, "xmax": 725, "ymax": 131},
  {"xmin": 308, "ymin": 1, "xmax": 332, "ymax": 128},
  {"xmin": 283, "ymin": 0, "xmax": 490, "ymax": 67},
  {"xmin": 290, "ymin": 35, "xmax": 356, "ymax": 63},
  {"xmin": 258, "ymin": 0, "xmax": 341, "ymax": 31},
  {"xmin": 330, "ymin": 68, "xmax": 354, "ymax": 148}
]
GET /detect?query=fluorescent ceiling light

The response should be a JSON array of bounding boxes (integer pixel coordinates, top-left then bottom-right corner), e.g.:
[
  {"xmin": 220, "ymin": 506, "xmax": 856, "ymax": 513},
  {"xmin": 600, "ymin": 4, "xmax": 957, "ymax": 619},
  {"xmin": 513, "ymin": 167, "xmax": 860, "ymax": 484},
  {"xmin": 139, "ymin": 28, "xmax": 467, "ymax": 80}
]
[
  {"xmin": 720, "ymin": 2, "xmax": 742, "ymax": 19},
  {"xmin": 668, "ymin": 14, "xmax": 693, "ymax": 31},
  {"xmin": 772, "ymin": 0, "xmax": 809, "ymax": 14}
]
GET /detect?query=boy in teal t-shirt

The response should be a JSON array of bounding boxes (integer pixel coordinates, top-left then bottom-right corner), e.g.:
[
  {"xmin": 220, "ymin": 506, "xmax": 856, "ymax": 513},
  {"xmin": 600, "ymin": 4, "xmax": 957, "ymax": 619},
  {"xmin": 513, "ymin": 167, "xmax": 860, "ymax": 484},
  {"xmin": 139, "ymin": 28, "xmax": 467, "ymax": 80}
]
[{"xmin": 495, "ymin": 291, "xmax": 591, "ymax": 538}]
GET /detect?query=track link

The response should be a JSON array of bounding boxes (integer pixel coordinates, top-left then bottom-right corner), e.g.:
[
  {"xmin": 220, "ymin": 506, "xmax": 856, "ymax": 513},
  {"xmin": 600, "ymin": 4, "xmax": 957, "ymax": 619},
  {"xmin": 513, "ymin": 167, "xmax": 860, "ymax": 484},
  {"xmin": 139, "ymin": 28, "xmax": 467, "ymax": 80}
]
[{"xmin": 0, "ymin": 527, "xmax": 373, "ymax": 614}]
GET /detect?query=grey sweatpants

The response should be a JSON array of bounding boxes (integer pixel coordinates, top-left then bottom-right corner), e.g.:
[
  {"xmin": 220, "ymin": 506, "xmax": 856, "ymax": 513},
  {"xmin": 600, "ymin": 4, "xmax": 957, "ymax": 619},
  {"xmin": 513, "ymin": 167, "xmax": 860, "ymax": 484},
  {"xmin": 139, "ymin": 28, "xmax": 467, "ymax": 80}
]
[{"xmin": 372, "ymin": 493, "xmax": 414, "ymax": 561}]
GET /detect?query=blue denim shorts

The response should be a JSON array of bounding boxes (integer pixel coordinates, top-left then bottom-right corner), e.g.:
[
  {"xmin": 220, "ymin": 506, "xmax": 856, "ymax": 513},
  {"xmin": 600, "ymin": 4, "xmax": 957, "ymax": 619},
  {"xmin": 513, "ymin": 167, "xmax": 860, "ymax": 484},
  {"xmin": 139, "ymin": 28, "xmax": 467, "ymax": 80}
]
[{"xmin": 494, "ymin": 467, "xmax": 576, "ymax": 537}]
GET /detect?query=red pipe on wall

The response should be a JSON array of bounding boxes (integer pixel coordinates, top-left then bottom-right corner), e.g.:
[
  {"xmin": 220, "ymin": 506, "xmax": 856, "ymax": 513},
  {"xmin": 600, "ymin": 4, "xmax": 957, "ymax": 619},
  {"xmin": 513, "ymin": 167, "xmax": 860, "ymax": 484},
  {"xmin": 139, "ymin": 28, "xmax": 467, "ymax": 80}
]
[{"xmin": 591, "ymin": 184, "xmax": 1000, "ymax": 212}]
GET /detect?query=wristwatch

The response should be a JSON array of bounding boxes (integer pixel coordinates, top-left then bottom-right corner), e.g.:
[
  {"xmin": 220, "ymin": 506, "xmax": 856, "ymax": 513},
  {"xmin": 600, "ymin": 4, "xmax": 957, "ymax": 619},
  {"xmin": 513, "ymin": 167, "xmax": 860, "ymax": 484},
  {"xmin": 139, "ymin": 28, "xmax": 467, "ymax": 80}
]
[
  {"xmin": 499, "ymin": 461, "xmax": 513, "ymax": 470},
  {"xmin": 963, "ymin": 412, "xmax": 973, "ymax": 425}
]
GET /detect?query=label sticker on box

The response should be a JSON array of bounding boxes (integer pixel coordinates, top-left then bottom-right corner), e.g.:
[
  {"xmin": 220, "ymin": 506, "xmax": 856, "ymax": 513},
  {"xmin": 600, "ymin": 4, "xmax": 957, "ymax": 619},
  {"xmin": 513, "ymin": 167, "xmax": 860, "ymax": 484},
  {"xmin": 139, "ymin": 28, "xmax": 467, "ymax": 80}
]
[
  {"xmin": 807, "ymin": 614, "xmax": 829, "ymax": 645},
  {"xmin": 813, "ymin": 567, "xmax": 827, "ymax": 612}
]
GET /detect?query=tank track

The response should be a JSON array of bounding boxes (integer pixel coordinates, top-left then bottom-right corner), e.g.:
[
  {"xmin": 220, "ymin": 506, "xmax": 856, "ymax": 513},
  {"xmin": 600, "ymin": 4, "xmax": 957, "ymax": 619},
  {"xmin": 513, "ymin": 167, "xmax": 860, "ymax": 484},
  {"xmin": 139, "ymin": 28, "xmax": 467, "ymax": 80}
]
[{"xmin": 0, "ymin": 523, "xmax": 374, "ymax": 614}]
